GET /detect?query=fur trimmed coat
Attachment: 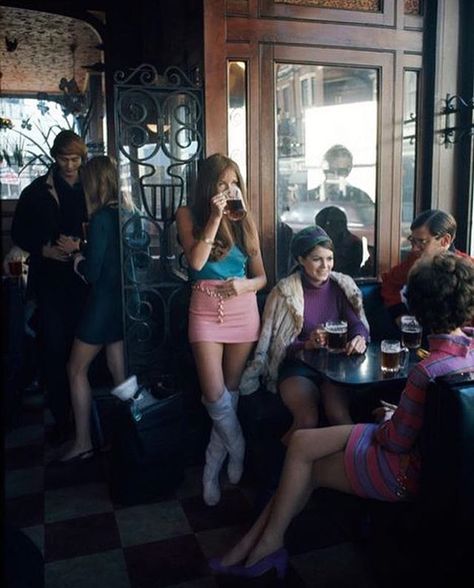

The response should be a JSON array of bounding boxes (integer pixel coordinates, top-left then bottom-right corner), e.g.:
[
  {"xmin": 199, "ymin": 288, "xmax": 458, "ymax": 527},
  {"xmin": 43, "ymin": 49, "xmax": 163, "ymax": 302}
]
[{"xmin": 239, "ymin": 271, "xmax": 369, "ymax": 395}]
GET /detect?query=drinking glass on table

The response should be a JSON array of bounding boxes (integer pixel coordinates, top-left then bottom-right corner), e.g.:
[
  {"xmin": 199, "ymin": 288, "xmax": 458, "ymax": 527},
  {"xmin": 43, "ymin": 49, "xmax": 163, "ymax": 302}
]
[
  {"xmin": 223, "ymin": 185, "xmax": 247, "ymax": 221},
  {"xmin": 400, "ymin": 315, "xmax": 422, "ymax": 349},
  {"xmin": 325, "ymin": 320, "xmax": 348, "ymax": 353},
  {"xmin": 380, "ymin": 339, "xmax": 408, "ymax": 373}
]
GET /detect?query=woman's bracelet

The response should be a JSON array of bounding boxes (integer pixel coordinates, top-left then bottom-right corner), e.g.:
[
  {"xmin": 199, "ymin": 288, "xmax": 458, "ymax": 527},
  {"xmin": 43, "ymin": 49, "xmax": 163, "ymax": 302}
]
[{"xmin": 199, "ymin": 236, "xmax": 215, "ymax": 245}]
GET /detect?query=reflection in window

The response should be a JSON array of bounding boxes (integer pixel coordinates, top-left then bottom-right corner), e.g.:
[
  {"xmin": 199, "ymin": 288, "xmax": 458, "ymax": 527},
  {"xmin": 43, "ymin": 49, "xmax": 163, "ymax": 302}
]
[
  {"xmin": 227, "ymin": 61, "xmax": 247, "ymax": 183},
  {"xmin": 401, "ymin": 70, "xmax": 418, "ymax": 259},
  {"xmin": 276, "ymin": 64, "xmax": 378, "ymax": 280}
]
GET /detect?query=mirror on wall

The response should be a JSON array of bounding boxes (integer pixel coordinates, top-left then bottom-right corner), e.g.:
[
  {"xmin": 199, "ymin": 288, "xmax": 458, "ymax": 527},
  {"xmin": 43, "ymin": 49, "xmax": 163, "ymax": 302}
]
[{"xmin": 275, "ymin": 63, "xmax": 378, "ymax": 279}]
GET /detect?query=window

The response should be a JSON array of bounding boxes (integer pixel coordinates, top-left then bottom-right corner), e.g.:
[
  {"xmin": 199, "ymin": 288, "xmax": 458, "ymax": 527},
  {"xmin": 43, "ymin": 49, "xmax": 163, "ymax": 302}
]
[{"xmin": 276, "ymin": 64, "xmax": 377, "ymax": 279}]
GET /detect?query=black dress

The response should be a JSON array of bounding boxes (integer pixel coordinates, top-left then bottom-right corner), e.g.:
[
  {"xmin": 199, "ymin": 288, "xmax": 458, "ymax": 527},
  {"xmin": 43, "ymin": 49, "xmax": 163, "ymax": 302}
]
[{"xmin": 76, "ymin": 205, "xmax": 123, "ymax": 344}]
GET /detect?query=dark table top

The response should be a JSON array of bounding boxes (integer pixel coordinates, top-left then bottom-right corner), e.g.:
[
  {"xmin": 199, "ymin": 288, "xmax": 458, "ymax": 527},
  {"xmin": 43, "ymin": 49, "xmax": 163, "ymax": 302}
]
[{"xmin": 300, "ymin": 341, "xmax": 420, "ymax": 386}]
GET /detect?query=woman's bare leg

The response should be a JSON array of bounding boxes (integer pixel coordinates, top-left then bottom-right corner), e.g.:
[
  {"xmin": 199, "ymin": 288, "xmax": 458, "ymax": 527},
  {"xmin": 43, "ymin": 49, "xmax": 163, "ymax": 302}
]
[
  {"xmin": 279, "ymin": 376, "xmax": 320, "ymax": 445},
  {"xmin": 105, "ymin": 340, "xmax": 125, "ymax": 386},
  {"xmin": 245, "ymin": 425, "xmax": 354, "ymax": 566},
  {"xmin": 191, "ymin": 342, "xmax": 225, "ymax": 402},
  {"xmin": 220, "ymin": 425, "xmax": 354, "ymax": 566},
  {"xmin": 222, "ymin": 341, "xmax": 255, "ymax": 391},
  {"xmin": 63, "ymin": 339, "xmax": 102, "ymax": 460},
  {"xmin": 220, "ymin": 498, "xmax": 274, "ymax": 566},
  {"xmin": 321, "ymin": 381, "xmax": 353, "ymax": 425}
]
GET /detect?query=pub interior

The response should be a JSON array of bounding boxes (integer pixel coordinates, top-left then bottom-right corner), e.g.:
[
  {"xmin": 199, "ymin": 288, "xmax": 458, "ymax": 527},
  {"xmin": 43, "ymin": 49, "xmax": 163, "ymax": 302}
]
[{"xmin": 2, "ymin": 1, "xmax": 474, "ymax": 587}]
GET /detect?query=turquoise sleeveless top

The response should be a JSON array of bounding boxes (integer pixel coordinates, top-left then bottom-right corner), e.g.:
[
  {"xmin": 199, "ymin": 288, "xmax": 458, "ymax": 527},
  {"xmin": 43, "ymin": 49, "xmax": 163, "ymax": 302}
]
[{"xmin": 188, "ymin": 244, "xmax": 248, "ymax": 281}]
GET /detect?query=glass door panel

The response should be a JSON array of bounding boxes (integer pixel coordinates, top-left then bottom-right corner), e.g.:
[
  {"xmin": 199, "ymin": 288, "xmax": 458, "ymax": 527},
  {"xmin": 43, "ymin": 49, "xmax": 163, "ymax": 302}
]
[
  {"xmin": 276, "ymin": 63, "xmax": 378, "ymax": 279},
  {"xmin": 401, "ymin": 70, "xmax": 419, "ymax": 259},
  {"xmin": 227, "ymin": 61, "xmax": 248, "ymax": 184}
]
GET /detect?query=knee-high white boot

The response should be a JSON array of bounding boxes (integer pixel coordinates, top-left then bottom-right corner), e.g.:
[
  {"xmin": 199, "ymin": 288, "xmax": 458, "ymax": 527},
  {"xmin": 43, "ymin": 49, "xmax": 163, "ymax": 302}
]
[
  {"xmin": 202, "ymin": 429, "xmax": 227, "ymax": 506},
  {"xmin": 202, "ymin": 389, "xmax": 245, "ymax": 496},
  {"xmin": 202, "ymin": 390, "xmax": 242, "ymax": 505}
]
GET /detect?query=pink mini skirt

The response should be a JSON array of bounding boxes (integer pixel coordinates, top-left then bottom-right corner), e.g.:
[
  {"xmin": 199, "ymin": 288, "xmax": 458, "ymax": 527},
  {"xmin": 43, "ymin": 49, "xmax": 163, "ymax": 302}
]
[{"xmin": 188, "ymin": 279, "xmax": 261, "ymax": 343}]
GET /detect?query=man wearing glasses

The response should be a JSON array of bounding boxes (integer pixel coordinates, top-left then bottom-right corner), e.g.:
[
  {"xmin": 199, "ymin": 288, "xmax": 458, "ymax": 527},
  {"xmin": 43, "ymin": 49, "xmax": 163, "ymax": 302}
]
[
  {"xmin": 309, "ymin": 144, "xmax": 374, "ymax": 207},
  {"xmin": 381, "ymin": 209, "xmax": 472, "ymax": 325}
]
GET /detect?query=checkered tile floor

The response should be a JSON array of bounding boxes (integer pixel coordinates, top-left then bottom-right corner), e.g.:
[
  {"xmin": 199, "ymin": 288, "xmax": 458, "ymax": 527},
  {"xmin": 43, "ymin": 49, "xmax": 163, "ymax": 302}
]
[{"xmin": 4, "ymin": 391, "xmax": 378, "ymax": 588}]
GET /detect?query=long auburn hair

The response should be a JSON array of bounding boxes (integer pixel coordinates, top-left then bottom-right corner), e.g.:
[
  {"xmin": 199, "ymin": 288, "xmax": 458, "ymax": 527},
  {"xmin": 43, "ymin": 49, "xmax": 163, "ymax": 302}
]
[
  {"xmin": 81, "ymin": 155, "xmax": 133, "ymax": 216},
  {"xmin": 190, "ymin": 153, "xmax": 258, "ymax": 260}
]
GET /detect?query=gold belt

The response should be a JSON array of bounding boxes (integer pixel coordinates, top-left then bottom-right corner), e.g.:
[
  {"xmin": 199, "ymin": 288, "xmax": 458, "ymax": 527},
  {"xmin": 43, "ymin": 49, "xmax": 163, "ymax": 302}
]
[{"xmin": 192, "ymin": 282, "xmax": 225, "ymax": 323}]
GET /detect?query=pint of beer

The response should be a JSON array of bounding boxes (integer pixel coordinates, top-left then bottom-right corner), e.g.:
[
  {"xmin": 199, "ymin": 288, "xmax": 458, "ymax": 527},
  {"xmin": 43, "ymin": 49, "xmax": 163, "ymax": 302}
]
[
  {"xmin": 380, "ymin": 340, "xmax": 406, "ymax": 373},
  {"xmin": 400, "ymin": 315, "xmax": 422, "ymax": 349},
  {"xmin": 325, "ymin": 320, "xmax": 348, "ymax": 353},
  {"xmin": 224, "ymin": 185, "xmax": 247, "ymax": 221}
]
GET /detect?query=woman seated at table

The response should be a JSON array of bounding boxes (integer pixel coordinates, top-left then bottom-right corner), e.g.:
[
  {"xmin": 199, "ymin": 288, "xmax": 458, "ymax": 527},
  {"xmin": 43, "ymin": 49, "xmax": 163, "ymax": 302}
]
[
  {"xmin": 240, "ymin": 225, "xmax": 370, "ymax": 442},
  {"xmin": 210, "ymin": 252, "xmax": 474, "ymax": 579}
]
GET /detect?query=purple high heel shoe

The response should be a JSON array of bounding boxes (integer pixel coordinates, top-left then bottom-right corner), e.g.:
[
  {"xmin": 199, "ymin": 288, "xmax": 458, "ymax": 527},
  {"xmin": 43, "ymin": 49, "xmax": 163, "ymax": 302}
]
[
  {"xmin": 210, "ymin": 547, "xmax": 289, "ymax": 580},
  {"xmin": 208, "ymin": 557, "xmax": 247, "ymax": 577},
  {"xmin": 241, "ymin": 547, "xmax": 289, "ymax": 580}
]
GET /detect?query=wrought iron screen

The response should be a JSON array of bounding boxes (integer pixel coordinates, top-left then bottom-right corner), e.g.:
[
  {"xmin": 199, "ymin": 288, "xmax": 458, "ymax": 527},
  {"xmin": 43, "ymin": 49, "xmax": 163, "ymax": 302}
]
[{"xmin": 114, "ymin": 64, "xmax": 204, "ymax": 384}]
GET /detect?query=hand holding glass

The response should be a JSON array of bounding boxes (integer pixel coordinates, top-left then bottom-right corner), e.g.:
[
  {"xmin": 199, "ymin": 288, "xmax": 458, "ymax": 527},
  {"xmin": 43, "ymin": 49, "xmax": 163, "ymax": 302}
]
[
  {"xmin": 310, "ymin": 324, "xmax": 327, "ymax": 348},
  {"xmin": 223, "ymin": 185, "xmax": 247, "ymax": 221},
  {"xmin": 325, "ymin": 320, "xmax": 348, "ymax": 353}
]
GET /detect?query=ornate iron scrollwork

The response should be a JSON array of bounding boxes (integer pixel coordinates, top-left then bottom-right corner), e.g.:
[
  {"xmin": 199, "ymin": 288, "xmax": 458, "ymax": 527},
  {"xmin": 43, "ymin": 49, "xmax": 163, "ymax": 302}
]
[
  {"xmin": 114, "ymin": 64, "xmax": 203, "ymax": 383},
  {"xmin": 440, "ymin": 93, "xmax": 474, "ymax": 147}
]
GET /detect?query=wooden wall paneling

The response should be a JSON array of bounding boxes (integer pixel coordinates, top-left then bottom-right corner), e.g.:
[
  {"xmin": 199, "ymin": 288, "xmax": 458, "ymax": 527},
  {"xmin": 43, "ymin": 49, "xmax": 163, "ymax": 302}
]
[
  {"xmin": 388, "ymin": 48, "xmax": 406, "ymax": 271},
  {"xmin": 226, "ymin": 0, "xmax": 259, "ymax": 17},
  {"xmin": 226, "ymin": 0, "xmax": 250, "ymax": 16},
  {"xmin": 228, "ymin": 17, "xmax": 422, "ymax": 53},
  {"xmin": 204, "ymin": 0, "xmax": 228, "ymax": 155},
  {"xmin": 430, "ymin": 0, "xmax": 461, "ymax": 215},
  {"xmin": 259, "ymin": 43, "xmax": 277, "ymax": 285},
  {"xmin": 258, "ymin": 0, "xmax": 395, "ymax": 26},
  {"xmin": 249, "ymin": 42, "xmax": 262, "ymax": 232}
]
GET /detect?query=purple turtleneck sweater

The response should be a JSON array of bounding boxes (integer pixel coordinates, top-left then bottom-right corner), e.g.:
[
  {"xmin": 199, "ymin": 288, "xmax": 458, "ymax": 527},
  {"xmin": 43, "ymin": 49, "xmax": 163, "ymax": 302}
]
[{"xmin": 290, "ymin": 274, "xmax": 369, "ymax": 351}]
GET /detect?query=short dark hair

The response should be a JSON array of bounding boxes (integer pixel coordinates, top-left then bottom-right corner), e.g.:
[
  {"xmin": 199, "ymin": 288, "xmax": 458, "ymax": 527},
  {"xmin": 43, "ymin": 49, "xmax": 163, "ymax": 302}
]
[
  {"xmin": 323, "ymin": 145, "xmax": 353, "ymax": 166},
  {"xmin": 50, "ymin": 130, "xmax": 87, "ymax": 162},
  {"xmin": 411, "ymin": 209, "xmax": 457, "ymax": 240},
  {"xmin": 315, "ymin": 206, "xmax": 348, "ymax": 230},
  {"xmin": 406, "ymin": 253, "xmax": 474, "ymax": 333}
]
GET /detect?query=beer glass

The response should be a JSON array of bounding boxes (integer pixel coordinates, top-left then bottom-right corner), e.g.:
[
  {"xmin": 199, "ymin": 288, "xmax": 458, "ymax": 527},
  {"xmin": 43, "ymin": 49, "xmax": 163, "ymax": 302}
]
[
  {"xmin": 325, "ymin": 320, "xmax": 348, "ymax": 353},
  {"xmin": 400, "ymin": 315, "xmax": 422, "ymax": 349},
  {"xmin": 8, "ymin": 259, "xmax": 23, "ymax": 276},
  {"xmin": 380, "ymin": 340, "xmax": 408, "ymax": 373},
  {"xmin": 224, "ymin": 185, "xmax": 247, "ymax": 221}
]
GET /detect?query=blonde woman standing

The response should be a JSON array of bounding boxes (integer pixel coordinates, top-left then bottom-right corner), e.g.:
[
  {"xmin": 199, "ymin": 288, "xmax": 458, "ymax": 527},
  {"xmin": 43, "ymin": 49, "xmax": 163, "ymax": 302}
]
[{"xmin": 59, "ymin": 156, "xmax": 129, "ymax": 463}]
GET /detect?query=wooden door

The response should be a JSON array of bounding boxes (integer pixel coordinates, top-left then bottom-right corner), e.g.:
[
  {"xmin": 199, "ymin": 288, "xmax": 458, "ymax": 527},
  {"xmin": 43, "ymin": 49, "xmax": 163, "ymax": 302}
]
[{"xmin": 204, "ymin": 0, "xmax": 424, "ymax": 286}]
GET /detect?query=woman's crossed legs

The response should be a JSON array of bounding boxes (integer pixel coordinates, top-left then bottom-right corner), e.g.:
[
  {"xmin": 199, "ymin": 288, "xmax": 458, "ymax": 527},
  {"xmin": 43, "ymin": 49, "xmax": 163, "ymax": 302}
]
[{"xmin": 220, "ymin": 424, "xmax": 355, "ymax": 567}]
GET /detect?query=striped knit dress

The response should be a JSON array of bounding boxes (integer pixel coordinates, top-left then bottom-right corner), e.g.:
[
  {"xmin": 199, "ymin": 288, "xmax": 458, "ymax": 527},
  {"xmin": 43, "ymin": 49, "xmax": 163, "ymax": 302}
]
[{"xmin": 344, "ymin": 331, "xmax": 474, "ymax": 502}]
